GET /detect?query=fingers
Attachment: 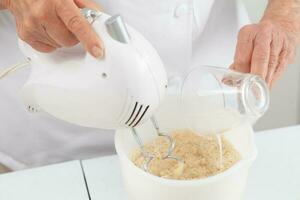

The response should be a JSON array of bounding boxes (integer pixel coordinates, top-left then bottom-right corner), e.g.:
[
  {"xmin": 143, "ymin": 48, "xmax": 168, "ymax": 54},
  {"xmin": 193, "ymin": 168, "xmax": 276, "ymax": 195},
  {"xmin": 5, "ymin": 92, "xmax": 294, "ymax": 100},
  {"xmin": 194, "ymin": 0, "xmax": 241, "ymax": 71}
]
[
  {"xmin": 12, "ymin": 0, "xmax": 104, "ymax": 56},
  {"xmin": 250, "ymin": 29, "xmax": 272, "ymax": 80},
  {"xmin": 17, "ymin": 23, "xmax": 58, "ymax": 52},
  {"xmin": 27, "ymin": 40, "xmax": 56, "ymax": 53},
  {"xmin": 56, "ymin": 0, "xmax": 104, "ymax": 57},
  {"xmin": 74, "ymin": 0, "xmax": 103, "ymax": 11},
  {"xmin": 231, "ymin": 22, "xmax": 295, "ymax": 89},
  {"xmin": 34, "ymin": 26, "xmax": 61, "ymax": 48},
  {"xmin": 269, "ymin": 53, "xmax": 288, "ymax": 89},
  {"xmin": 270, "ymin": 39, "xmax": 290, "ymax": 88},
  {"xmin": 265, "ymin": 31, "xmax": 283, "ymax": 85},
  {"xmin": 287, "ymin": 44, "xmax": 296, "ymax": 64},
  {"xmin": 42, "ymin": 14, "xmax": 79, "ymax": 47},
  {"xmin": 231, "ymin": 25, "xmax": 255, "ymax": 73}
]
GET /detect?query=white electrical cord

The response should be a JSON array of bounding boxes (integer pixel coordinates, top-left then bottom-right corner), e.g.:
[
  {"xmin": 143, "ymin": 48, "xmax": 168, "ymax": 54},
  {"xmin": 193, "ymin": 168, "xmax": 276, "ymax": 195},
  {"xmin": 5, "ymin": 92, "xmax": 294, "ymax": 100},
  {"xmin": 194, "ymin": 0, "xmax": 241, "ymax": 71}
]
[{"xmin": 0, "ymin": 59, "xmax": 30, "ymax": 79}]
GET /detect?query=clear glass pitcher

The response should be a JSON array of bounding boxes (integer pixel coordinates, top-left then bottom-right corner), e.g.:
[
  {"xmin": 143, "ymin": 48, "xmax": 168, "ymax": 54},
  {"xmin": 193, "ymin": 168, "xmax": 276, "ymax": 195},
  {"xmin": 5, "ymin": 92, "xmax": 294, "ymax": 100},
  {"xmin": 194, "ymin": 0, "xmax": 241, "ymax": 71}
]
[{"xmin": 158, "ymin": 65, "xmax": 270, "ymax": 135}]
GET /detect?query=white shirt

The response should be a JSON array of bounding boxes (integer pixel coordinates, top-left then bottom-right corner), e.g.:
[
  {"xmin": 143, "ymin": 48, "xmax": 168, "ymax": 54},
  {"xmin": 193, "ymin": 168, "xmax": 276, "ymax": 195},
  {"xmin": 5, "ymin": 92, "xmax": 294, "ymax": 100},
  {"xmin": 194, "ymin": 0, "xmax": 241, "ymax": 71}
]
[{"xmin": 0, "ymin": 0, "xmax": 249, "ymax": 170}]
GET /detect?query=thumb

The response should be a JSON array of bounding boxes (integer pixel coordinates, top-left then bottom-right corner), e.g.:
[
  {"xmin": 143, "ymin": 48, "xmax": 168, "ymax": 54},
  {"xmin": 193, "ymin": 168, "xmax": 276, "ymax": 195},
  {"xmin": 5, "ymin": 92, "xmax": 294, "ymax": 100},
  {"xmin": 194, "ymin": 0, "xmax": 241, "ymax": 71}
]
[{"xmin": 74, "ymin": 0, "xmax": 103, "ymax": 11}]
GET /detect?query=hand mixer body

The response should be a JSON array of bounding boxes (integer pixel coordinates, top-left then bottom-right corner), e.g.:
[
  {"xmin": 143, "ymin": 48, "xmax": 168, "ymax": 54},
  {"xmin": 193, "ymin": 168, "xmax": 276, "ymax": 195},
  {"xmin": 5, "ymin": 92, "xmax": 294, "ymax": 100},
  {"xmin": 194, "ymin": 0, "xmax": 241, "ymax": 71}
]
[{"xmin": 19, "ymin": 12, "xmax": 167, "ymax": 130}]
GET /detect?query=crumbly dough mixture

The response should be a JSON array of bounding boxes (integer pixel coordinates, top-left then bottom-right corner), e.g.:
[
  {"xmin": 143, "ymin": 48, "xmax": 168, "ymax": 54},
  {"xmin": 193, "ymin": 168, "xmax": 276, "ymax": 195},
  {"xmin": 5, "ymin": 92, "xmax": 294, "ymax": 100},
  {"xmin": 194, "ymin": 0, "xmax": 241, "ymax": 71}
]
[{"xmin": 131, "ymin": 129, "xmax": 241, "ymax": 180}]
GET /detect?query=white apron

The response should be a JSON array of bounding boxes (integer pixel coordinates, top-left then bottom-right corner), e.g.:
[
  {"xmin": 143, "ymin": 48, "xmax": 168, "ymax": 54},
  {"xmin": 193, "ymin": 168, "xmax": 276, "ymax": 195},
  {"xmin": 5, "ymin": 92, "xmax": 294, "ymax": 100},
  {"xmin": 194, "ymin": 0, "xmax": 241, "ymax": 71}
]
[{"xmin": 0, "ymin": 0, "xmax": 249, "ymax": 170}]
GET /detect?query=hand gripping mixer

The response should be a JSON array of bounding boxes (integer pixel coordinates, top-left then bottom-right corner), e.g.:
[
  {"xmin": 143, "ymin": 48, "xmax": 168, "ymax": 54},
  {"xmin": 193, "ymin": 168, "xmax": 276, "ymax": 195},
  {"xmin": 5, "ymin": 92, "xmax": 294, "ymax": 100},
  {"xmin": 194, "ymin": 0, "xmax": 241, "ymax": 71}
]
[{"xmin": 0, "ymin": 9, "xmax": 184, "ymax": 172}]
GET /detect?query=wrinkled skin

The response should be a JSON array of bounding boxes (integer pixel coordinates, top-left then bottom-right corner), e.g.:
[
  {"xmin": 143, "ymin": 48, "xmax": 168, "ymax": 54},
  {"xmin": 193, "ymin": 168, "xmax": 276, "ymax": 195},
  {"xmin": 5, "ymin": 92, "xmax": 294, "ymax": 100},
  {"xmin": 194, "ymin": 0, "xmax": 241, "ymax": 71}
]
[
  {"xmin": 232, "ymin": 0, "xmax": 300, "ymax": 88},
  {"xmin": 3, "ymin": 0, "xmax": 104, "ymax": 57},
  {"xmin": 231, "ymin": 21, "xmax": 296, "ymax": 88}
]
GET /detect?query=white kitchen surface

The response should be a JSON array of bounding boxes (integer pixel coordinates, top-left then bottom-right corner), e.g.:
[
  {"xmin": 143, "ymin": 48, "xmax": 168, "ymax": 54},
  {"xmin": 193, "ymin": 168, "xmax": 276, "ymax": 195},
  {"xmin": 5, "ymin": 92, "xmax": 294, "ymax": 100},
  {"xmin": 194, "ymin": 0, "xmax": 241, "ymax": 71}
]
[
  {"xmin": 245, "ymin": 125, "xmax": 300, "ymax": 200},
  {"xmin": 1, "ymin": 125, "xmax": 300, "ymax": 200},
  {"xmin": 82, "ymin": 125, "xmax": 300, "ymax": 200},
  {"xmin": 82, "ymin": 156, "xmax": 126, "ymax": 200},
  {"xmin": 0, "ymin": 161, "xmax": 90, "ymax": 200}
]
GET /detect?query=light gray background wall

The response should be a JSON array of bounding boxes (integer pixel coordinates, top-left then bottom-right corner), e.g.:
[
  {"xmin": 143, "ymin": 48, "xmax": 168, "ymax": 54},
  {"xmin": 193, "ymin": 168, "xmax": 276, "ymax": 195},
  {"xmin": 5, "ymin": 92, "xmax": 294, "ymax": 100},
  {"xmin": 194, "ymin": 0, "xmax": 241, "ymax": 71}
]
[{"xmin": 243, "ymin": 0, "xmax": 300, "ymax": 130}]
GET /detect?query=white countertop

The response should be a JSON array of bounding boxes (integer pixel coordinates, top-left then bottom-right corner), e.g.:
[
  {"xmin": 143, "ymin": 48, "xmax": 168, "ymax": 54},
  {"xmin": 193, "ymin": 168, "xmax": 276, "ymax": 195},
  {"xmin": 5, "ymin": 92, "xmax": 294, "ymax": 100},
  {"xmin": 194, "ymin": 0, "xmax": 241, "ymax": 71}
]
[
  {"xmin": 0, "ymin": 161, "xmax": 90, "ymax": 200},
  {"xmin": 245, "ymin": 126, "xmax": 300, "ymax": 200},
  {"xmin": 1, "ymin": 125, "xmax": 300, "ymax": 200}
]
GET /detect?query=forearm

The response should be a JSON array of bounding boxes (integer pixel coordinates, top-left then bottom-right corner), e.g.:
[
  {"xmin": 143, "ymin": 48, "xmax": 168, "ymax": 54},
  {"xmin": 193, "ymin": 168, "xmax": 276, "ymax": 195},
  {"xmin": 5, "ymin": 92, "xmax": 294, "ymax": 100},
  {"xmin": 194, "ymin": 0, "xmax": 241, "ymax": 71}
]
[
  {"xmin": 0, "ymin": 0, "xmax": 10, "ymax": 10},
  {"xmin": 262, "ymin": 0, "xmax": 300, "ymax": 42},
  {"xmin": 0, "ymin": 3, "xmax": 5, "ymax": 10}
]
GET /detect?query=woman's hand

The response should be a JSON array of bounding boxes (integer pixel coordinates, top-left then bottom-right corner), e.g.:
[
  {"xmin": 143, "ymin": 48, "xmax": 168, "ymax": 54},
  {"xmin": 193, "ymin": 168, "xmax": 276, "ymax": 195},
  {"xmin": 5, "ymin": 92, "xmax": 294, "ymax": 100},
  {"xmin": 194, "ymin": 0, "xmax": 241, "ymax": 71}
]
[
  {"xmin": 4, "ymin": 0, "xmax": 104, "ymax": 57},
  {"xmin": 231, "ymin": 20, "xmax": 296, "ymax": 88}
]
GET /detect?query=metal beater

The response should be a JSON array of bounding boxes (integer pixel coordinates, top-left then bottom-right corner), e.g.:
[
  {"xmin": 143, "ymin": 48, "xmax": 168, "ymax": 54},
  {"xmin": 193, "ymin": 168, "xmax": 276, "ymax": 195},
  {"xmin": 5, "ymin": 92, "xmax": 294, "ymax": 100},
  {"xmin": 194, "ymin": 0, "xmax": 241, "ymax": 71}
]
[{"xmin": 131, "ymin": 117, "xmax": 184, "ymax": 172}]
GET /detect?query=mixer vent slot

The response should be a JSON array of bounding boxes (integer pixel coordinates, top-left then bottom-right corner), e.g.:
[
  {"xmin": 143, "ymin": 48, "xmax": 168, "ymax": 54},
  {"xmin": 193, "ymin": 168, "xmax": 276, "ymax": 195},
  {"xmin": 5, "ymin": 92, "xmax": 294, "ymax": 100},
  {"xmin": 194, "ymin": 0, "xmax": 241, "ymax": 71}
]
[
  {"xmin": 133, "ymin": 105, "xmax": 149, "ymax": 127},
  {"xmin": 128, "ymin": 104, "xmax": 143, "ymax": 126},
  {"xmin": 125, "ymin": 101, "xmax": 150, "ymax": 127},
  {"xmin": 125, "ymin": 102, "xmax": 138, "ymax": 125}
]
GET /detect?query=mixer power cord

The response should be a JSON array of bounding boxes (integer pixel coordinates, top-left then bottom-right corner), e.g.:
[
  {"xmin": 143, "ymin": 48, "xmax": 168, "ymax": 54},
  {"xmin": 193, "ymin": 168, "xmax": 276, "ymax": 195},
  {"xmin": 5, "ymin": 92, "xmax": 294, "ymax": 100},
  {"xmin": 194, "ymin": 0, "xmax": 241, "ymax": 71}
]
[{"xmin": 0, "ymin": 59, "xmax": 30, "ymax": 79}]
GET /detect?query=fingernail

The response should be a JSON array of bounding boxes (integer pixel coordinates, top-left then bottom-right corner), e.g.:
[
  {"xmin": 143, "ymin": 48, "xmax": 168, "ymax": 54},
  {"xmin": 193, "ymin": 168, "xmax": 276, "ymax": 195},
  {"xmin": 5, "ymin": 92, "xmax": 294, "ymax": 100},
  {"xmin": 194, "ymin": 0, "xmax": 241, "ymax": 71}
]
[{"xmin": 91, "ymin": 46, "xmax": 103, "ymax": 58}]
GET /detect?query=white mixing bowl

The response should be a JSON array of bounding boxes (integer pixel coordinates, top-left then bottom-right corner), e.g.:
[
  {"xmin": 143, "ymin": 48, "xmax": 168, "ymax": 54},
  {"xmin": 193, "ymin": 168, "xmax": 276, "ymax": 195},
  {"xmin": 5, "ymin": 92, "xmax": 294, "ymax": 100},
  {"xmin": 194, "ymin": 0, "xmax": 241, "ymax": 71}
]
[{"xmin": 115, "ymin": 119, "xmax": 257, "ymax": 200}]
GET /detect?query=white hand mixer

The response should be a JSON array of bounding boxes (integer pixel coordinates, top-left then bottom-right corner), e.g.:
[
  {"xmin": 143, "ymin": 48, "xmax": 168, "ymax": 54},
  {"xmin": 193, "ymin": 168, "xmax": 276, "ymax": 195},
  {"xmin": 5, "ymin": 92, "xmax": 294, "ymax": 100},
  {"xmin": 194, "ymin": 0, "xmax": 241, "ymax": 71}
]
[
  {"xmin": 0, "ymin": 9, "xmax": 183, "ymax": 172},
  {"xmin": 19, "ymin": 10, "xmax": 166, "ymax": 129}
]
